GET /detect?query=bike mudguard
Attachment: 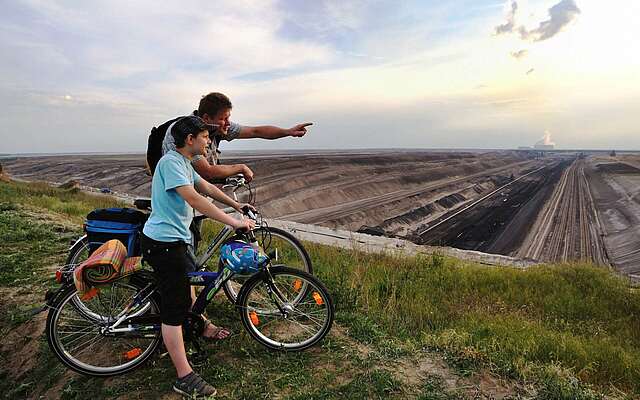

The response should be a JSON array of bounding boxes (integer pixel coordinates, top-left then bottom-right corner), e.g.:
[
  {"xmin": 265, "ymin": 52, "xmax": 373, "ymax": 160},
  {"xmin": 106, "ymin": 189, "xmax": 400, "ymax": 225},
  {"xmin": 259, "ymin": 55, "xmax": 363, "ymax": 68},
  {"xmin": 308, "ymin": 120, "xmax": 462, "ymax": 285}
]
[{"xmin": 44, "ymin": 284, "xmax": 72, "ymax": 308}]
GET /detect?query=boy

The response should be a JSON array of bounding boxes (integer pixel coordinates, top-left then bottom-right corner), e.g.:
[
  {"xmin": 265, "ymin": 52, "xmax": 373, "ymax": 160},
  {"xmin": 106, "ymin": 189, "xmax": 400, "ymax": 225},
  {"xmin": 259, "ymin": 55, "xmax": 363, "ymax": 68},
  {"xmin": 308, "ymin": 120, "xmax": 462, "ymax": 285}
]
[{"xmin": 142, "ymin": 115, "xmax": 254, "ymax": 397}]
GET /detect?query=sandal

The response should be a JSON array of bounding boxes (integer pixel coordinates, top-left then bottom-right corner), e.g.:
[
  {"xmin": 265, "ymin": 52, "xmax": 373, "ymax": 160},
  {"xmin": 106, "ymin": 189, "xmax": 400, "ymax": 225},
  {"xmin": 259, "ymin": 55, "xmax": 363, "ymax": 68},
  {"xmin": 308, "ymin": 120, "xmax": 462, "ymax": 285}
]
[{"xmin": 202, "ymin": 320, "xmax": 232, "ymax": 340}]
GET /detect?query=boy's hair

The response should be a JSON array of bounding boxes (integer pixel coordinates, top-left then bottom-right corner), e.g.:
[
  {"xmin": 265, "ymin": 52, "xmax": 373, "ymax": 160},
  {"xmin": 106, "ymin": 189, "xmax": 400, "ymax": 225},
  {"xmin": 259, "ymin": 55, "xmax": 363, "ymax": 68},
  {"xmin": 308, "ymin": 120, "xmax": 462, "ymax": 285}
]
[
  {"xmin": 198, "ymin": 92, "xmax": 232, "ymax": 117},
  {"xmin": 171, "ymin": 116, "xmax": 208, "ymax": 148}
]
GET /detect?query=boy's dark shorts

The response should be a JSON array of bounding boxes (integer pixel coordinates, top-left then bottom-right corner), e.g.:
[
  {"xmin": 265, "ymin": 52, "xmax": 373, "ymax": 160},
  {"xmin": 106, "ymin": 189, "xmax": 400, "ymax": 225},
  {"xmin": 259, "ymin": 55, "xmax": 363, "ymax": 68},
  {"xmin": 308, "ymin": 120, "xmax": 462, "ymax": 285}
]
[{"xmin": 140, "ymin": 234, "xmax": 196, "ymax": 326}]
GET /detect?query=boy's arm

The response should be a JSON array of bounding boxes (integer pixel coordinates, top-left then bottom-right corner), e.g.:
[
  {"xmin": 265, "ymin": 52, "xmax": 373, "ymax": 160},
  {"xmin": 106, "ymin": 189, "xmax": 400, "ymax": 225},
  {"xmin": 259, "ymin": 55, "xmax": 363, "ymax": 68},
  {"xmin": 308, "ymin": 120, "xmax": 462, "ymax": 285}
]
[
  {"xmin": 175, "ymin": 185, "xmax": 253, "ymax": 230},
  {"xmin": 193, "ymin": 179, "xmax": 241, "ymax": 211}
]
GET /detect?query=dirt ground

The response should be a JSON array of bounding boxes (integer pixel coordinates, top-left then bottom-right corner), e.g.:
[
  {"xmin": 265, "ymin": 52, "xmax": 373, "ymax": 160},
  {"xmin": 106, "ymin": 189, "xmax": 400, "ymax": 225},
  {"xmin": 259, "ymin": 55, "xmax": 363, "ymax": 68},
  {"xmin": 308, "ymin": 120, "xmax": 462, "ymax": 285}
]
[
  {"xmin": 585, "ymin": 156, "xmax": 640, "ymax": 278},
  {"xmin": 4, "ymin": 150, "xmax": 640, "ymax": 277}
]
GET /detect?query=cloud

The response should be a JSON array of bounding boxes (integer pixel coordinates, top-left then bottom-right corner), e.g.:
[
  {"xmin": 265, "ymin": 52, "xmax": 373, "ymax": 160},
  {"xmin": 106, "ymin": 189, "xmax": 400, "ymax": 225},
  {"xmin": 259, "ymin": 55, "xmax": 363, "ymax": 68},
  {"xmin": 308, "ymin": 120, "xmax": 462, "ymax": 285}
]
[
  {"xmin": 494, "ymin": 1, "xmax": 518, "ymax": 35},
  {"xmin": 526, "ymin": 68, "xmax": 535, "ymax": 75},
  {"xmin": 494, "ymin": 0, "xmax": 580, "ymax": 42},
  {"xmin": 520, "ymin": 0, "xmax": 581, "ymax": 42},
  {"xmin": 510, "ymin": 49, "xmax": 528, "ymax": 59}
]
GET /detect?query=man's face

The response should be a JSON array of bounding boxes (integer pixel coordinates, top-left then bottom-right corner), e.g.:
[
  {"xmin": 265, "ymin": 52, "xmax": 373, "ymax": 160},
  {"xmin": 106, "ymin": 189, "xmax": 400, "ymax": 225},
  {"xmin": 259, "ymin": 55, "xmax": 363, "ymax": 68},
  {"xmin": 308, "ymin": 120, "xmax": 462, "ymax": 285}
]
[
  {"xmin": 188, "ymin": 130, "xmax": 211, "ymax": 157},
  {"xmin": 205, "ymin": 108, "xmax": 231, "ymax": 135}
]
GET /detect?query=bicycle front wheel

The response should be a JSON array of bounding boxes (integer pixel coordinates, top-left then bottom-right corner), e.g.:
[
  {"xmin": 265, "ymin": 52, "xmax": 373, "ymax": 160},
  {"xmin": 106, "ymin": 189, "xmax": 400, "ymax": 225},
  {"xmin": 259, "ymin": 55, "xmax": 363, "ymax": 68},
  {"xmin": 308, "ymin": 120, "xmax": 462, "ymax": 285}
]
[
  {"xmin": 46, "ymin": 279, "xmax": 161, "ymax": 376},
  {"xmin": 222, "ymin": 227, "xmax": 312, "ymax": 303},
  {"xmin": 237, "ymin": 266, "xmax": 334, "ymax": 351}
]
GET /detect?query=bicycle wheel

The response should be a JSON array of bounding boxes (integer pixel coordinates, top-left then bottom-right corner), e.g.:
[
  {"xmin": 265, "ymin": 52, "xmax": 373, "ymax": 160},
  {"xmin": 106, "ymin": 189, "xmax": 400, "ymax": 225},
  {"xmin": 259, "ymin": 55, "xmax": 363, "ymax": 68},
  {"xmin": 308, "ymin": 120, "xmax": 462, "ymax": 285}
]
[
  {"xmin": 237, "ymin": 266, "xmax": 334, "ymax": 351},
  {"xmin": 222, "ymin": 227, "xmax": 312, "ymax": 303},
  {"xmin": 65, "ymin": 236, "xmax": 150, "ymax": 322},
  {"xmin": 66, "ymin": 236, "xmax": 100, "ymax": 318},
  {"xmin": 67, "ymin": 235, "xmax": 90, "ymax": 267},
  {"xmin": 46, "ymin": 278, "xmax": 161, "ymax": 376}
]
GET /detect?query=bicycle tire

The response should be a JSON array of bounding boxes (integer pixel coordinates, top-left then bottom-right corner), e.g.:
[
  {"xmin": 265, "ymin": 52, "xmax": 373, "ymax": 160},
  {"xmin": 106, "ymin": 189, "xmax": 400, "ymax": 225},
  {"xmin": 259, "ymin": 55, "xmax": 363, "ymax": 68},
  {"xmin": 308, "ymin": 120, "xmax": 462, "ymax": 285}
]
[
  {"xmin": 46, "ymin": 278, "xmax": 161, "ymax": 376},
  {"xmin": 66, "ymin": 234, "xmax": 90, "ymax": 267},
  {"xmin": 65, "ymin": 236, "xmax": 147, "ymax": 322},
  {"xmin": 236, "ymin": 266, "xmax": 334, "ymax": 351},
  {"xmin": 222, "ymin": 227, "xmax": 313, "ymax": 303}
]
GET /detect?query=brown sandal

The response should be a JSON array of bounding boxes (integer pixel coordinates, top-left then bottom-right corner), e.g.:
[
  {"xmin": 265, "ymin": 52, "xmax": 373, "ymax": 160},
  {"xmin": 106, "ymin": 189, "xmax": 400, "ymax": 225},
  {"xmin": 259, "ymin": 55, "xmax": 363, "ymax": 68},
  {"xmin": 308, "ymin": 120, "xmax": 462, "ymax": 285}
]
[{"xmin": 202, "ymin": 320, "xmax": 232, "ymax": 340}]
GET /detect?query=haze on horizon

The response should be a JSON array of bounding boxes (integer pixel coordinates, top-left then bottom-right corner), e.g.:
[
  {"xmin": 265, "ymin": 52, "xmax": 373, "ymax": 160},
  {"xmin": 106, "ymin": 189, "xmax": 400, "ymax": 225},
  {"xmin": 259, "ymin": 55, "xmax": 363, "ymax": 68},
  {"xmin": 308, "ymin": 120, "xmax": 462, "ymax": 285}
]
[{"xmin": 0, "ymin": 0, "xmax": 638, "ymax": 154}]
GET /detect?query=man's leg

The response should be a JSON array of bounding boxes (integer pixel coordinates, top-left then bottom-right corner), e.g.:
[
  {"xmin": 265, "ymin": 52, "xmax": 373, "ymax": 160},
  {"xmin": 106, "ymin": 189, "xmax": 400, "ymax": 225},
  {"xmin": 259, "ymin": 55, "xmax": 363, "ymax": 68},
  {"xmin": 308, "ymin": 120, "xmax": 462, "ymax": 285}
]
[{"xmin": 162, "ymin": 324, "xmax": 192, "ymax": 378}]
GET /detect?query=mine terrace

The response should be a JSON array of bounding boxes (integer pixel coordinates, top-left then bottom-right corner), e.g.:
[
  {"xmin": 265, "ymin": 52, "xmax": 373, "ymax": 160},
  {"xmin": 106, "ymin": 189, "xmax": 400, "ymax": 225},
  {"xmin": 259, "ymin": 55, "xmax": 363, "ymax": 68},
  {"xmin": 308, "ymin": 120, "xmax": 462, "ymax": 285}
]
[{"xmin": 3, "ymin": 149, "xmax": 640, "ymax": 279}]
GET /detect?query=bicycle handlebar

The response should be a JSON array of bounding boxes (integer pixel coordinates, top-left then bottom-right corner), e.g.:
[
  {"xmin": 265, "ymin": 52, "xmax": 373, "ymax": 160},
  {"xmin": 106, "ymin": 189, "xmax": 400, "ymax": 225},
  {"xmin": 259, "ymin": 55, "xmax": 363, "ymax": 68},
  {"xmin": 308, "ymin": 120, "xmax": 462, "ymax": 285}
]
[
  {"xmin": 242, "ymin": 205, "xmax": 257, "ymax": 220},
  {"xmin": 222, "ymin": 174, "xmax": 247, "ymax": 189}
]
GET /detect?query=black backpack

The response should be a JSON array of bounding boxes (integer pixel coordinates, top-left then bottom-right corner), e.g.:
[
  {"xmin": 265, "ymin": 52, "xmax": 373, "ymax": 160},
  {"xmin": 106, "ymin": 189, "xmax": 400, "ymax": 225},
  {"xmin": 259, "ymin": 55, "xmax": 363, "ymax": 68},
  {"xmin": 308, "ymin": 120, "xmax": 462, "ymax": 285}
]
[{"xmin": 146, "ymin": 117, "xmax": 181, "ymax": 176}]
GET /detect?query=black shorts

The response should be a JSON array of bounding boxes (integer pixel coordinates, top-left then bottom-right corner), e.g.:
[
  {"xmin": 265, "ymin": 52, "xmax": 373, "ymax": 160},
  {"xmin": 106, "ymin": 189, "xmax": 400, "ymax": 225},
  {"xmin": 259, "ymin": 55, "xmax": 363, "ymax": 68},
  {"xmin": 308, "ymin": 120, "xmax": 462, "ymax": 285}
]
[{"xmin": 140, "ymin": 234, "xmax": 196, "ymax": 326}]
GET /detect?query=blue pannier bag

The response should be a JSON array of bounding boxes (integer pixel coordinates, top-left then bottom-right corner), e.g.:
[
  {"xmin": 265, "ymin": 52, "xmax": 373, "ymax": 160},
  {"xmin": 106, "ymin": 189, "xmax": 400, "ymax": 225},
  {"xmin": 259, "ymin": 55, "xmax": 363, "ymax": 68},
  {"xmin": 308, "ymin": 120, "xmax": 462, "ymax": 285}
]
[{"xmin": 85, "ymin": 208, "xmax": 148, "ymax": 256}]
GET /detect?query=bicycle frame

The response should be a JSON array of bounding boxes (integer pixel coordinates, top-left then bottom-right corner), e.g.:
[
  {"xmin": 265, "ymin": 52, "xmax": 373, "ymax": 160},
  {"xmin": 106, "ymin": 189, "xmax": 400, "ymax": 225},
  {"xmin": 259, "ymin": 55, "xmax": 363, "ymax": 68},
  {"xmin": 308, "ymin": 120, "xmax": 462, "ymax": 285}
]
[
  {"xmin": 104, "ymin": 258, "xmax": 283, "ymax": 335},
  {"xmin": 193, "ymin": 177, "xmax": 250, "ymax": 268},
  {"xmin": 189, "ymin": 268, "xmax": 235, "ymax": 314},
  {"xmin": 102, "ymin": 268, "xmax": 234, "ymax": 335},
  {"xmin": 194, "ymin": 224, "xmax": 235, "ymax": 268}
]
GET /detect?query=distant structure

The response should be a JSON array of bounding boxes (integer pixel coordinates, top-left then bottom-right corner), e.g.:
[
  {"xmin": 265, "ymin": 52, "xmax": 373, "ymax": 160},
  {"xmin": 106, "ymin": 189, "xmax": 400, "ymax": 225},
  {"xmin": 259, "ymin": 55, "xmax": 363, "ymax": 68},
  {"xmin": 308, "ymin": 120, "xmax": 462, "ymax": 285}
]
[
  {"xmin": 533, "ymin": 130, "xmax": 555, "ymax": 150},
  {"xmin": 610, "ymin": 150, "xmax": 617, "ymax": 157}
]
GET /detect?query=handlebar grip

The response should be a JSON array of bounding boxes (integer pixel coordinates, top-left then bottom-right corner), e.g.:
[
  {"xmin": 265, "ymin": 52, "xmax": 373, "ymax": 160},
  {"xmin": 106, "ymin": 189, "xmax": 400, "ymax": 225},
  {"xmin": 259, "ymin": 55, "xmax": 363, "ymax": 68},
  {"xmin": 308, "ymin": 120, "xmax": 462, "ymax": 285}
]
[{"xmin": 242, "ymin": 205, "xmax": 257, "ymax": 220}]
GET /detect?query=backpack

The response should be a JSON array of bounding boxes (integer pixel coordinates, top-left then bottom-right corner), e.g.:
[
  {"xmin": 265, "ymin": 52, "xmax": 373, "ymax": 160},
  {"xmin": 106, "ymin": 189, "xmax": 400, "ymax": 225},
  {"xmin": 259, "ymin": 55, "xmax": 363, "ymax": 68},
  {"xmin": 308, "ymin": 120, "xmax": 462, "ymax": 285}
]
[
  {"xmin": 85, "ymin": 207, "xmax": 149, "ymax": 256},
  {"xmin": 146, "ymin": 117, "xmax": 181, "ymax": 176}
]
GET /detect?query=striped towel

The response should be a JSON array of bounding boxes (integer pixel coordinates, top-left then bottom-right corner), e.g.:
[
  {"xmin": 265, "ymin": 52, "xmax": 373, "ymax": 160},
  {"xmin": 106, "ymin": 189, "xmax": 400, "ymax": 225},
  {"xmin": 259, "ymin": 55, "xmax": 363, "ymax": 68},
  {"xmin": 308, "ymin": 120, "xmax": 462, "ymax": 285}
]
[{"xmin": 73, "ymin": 239, "xmax": 143, "ymax": 295}]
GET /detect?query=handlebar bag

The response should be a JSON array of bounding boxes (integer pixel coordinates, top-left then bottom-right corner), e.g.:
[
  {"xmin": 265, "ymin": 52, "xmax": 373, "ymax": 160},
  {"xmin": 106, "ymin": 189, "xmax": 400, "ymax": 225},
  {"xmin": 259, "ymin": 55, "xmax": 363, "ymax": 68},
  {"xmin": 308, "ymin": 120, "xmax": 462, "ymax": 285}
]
[{"xmin": 85, "ymin": 208, "xmax": 149, "ymax": 256}]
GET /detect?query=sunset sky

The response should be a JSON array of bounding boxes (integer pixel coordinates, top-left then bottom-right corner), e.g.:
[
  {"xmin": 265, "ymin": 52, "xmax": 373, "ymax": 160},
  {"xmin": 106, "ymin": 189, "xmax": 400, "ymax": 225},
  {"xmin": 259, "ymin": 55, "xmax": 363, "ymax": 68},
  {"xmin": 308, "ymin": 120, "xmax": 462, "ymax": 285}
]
[{"xmin": 1, "ymin": 0, "xmax": 638, "ymax": 153}]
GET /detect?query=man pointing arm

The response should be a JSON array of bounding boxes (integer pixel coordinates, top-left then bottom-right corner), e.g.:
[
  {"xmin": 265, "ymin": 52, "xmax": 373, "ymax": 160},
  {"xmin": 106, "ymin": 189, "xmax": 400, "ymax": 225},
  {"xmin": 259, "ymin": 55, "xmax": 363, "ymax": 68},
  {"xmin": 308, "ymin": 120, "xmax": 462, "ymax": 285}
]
[{"xmin": 190, "ymin": 92, "xmax": 313, "ymax": 181}]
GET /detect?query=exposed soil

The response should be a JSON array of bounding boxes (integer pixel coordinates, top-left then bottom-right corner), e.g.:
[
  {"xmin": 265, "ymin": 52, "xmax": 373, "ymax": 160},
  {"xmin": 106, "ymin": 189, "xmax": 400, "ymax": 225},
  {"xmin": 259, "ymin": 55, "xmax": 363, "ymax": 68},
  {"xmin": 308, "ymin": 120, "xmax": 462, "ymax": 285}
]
[
  {"xmin": 586, "ymin": 157, "xmax": 640, "ymax": 278},
  {"xmin": 595, "ymin": 162, "xmax": 640, "ymax": 174},
  {"xmin": 419, "ymin": 160, "xmax": 569, "ymax": 254},
  {"xmin": 4, "ymin": 150, "xmax": 640, "ymax": 275}
]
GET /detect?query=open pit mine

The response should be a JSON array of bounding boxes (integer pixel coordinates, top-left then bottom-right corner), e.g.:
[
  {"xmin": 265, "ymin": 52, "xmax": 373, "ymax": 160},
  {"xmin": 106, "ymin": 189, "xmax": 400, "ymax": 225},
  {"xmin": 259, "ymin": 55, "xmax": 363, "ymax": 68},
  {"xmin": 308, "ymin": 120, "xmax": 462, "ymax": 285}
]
[{"xmin": 3, "ymin": 149, "xmax": 639, "ymax": 279}]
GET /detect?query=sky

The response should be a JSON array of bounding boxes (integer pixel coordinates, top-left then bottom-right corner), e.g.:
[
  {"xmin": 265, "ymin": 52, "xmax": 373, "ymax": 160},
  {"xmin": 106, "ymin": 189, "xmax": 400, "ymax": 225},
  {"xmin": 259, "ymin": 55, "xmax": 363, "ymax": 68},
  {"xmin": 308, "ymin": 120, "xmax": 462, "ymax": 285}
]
[{"xmin": 0, "ymin": 0, "xmax": 638, "ymax": 153}]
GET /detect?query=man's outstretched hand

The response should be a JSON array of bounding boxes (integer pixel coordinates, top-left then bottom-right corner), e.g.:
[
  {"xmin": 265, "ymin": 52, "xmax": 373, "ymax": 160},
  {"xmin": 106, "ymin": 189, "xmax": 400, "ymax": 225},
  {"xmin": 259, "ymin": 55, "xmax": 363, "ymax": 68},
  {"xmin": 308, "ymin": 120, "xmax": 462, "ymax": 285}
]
[{"xmin": 288, "ymin": 122, "xmax": 313, "ymax": 137}]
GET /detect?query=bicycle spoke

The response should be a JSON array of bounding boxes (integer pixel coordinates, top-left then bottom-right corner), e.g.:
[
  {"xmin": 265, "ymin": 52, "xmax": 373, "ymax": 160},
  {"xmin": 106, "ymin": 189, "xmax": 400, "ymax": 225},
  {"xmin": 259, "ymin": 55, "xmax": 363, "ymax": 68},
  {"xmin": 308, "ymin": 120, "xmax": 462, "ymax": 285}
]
[
  {"xmin": 289, "ymin": 309, "xmax": 326, "ymax": 327},
  {"xmin": 67, "ymin": 331, "xmax": 104, "ymax": 354},
  {"xmin": 72, "ymin": 334, "xmax": 107, "ymax": 358}
]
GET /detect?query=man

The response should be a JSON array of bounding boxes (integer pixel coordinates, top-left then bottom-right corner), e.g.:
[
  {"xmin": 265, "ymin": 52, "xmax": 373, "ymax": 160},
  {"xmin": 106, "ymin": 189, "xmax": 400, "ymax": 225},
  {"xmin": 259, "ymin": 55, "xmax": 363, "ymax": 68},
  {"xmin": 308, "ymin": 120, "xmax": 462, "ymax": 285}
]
[
  {"xmin": 162, "ymin": 92, "xmax": 312, "ymax": 181},
  {"xmin": 141, "ymin": 116, "xmax": 255, "ymax": 397},
  {"xmin": 159, "ymin": 92, "xmax": 312, "ymax": 340}
]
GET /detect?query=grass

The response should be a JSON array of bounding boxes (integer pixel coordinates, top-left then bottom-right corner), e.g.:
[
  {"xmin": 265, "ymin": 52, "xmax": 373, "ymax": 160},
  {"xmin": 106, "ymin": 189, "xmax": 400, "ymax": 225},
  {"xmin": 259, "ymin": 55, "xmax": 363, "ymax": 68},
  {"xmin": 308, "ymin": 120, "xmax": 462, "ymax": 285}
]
[
  {"xmin": 1, "ymin": 179, "xmax": 639, "ymax": 399},
  {"xmin": 307, "ymin": 242, "xmax": 640, "ymax": 396},
  {"xmin": 0, "ymin": 204, "xmax": 78, "ymax": 286},
  {"xmin": 0, "ymin": 180, "xmax": 125, "ymax": 223}
]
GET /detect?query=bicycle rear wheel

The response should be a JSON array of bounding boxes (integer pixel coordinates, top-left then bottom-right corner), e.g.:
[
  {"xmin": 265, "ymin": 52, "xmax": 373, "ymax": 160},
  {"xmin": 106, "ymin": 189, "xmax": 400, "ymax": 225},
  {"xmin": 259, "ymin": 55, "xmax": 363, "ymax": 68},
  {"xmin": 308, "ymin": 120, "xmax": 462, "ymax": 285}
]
[
  {"xmin": 65, "ymin": 236, "xmax": 154, "ymax": 322},
  {"xmin": 222, "ymin": 227, "xmax": 312, "ymax": 303},
  {"xmin": 66, "ymin": 236, "xmax": 107, "ymax": 320},
  {"xmin": 236, "ymin": 266, "xmax": 333, "ymax": 351},
  {"xmin": 46, "ymin": 279, "xmax": 161, "ymax": 376}
]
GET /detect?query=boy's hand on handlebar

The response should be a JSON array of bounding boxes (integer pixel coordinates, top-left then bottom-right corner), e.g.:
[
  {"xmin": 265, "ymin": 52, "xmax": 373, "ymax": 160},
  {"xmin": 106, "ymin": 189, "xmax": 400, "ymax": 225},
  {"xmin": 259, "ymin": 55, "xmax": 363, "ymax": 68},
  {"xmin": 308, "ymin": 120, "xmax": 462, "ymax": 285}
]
[{"xmin": 233, "ymin": 219, "xmax": 255, "ymax": 232}]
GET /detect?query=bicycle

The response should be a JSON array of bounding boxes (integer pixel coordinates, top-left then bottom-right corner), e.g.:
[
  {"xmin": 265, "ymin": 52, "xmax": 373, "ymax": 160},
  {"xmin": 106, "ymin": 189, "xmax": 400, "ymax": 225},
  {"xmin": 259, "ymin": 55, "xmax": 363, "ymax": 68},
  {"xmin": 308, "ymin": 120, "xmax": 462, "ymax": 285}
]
[
  {"xmin": 45, "ymin": 208, "xmax": 334, "ymax": 377},
  {"xmin": 61, "ymin": 175, "xmax": 312, "ymax": 319}
]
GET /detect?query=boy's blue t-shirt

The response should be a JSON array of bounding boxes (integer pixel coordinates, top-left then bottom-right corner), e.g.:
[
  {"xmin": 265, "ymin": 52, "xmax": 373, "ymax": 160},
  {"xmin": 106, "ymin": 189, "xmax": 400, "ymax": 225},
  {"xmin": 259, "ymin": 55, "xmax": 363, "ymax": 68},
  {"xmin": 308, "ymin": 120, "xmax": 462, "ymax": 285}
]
[{"xmin": 143, "ymin": 150, "xmax": 201, "ymax": 243}]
